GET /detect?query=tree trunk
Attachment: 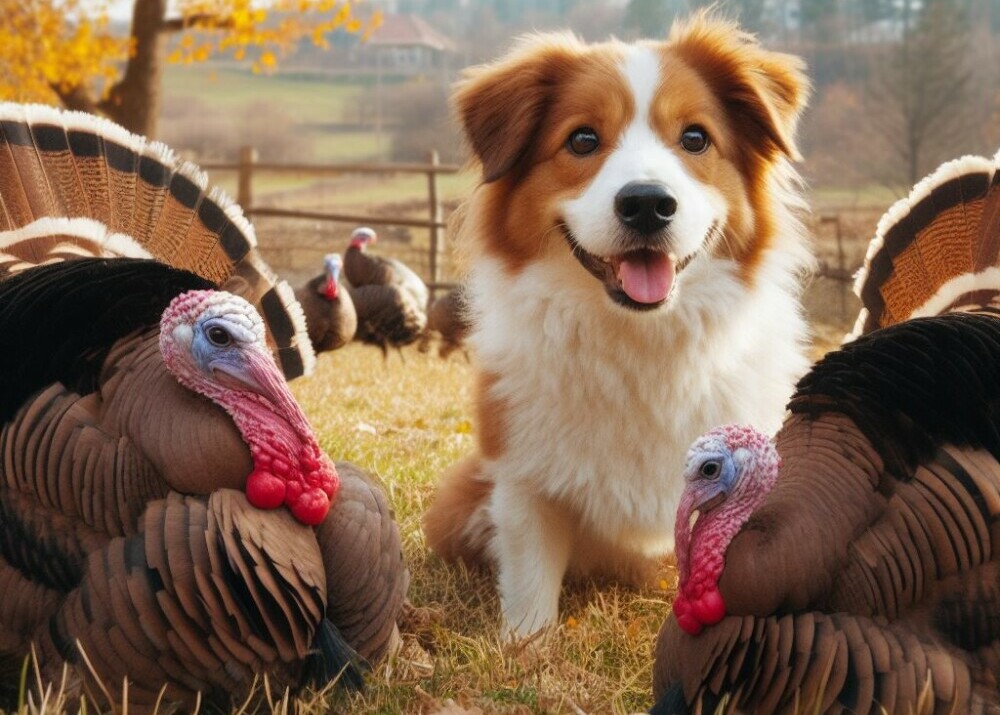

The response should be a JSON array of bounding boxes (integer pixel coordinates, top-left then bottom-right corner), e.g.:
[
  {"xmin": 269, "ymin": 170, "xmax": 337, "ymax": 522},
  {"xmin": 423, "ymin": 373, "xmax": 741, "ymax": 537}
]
[{"xmin": 101, "ymin": 0, "xmax": 168, "ymax": 137}]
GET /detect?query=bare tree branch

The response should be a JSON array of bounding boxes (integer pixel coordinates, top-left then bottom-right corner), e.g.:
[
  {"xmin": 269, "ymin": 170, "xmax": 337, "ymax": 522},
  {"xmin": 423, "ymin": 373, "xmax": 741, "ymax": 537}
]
[
  {"xmin": 160, "ymin": 14, "xmax": 234, "ymax": 33},
  {"xmin": 50, "ymin": 82, "xmax": 100, "ymax": 114}
]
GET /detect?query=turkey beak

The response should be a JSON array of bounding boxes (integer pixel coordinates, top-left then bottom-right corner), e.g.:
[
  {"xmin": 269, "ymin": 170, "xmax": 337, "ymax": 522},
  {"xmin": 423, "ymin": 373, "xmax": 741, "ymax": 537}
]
[
  {"xmin": 691, "ymin": 491, "xmax": 727, "ymax": 529},
  {"xmin": 211, "ymin": 362, "xmax": 270, "ymax": 398},
  {"xmin": 699, "ymin": 491, "xmax": 727, "ymax": 513},
  {"xmin": 210, "ymin": 347, "xmax": 289, "ymax": 402}
]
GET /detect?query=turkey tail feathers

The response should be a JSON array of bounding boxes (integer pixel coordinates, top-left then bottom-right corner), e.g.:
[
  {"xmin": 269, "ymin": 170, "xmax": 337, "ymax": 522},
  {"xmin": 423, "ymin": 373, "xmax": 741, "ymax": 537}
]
[
  {"xmin": 300, "ymin": 618, "xmax": 367, "ymax": 693},
  {"xmin": 648, "ymin": 683, "xmax": 691, "ymax": 715},
  {"xmin": 851, "ymin": 149, "xmax": 1000, "ymax": 338},
  {"xmin": 0, "ymin": 103, "xmax": 314, "ymax": 378}
]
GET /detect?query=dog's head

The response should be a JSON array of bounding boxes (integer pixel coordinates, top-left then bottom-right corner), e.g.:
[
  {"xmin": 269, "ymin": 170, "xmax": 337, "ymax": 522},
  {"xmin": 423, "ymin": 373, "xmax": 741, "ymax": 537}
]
[{"xmin": 454, "ymin": 14, "xmax": 809, "ymax": 311}]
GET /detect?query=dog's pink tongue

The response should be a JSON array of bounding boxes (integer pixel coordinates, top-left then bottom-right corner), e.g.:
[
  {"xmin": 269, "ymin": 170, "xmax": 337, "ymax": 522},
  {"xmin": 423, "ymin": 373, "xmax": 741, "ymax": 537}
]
[{"xmin": 619, "ymin": 252, "xmax": 675, "ymax": 303}]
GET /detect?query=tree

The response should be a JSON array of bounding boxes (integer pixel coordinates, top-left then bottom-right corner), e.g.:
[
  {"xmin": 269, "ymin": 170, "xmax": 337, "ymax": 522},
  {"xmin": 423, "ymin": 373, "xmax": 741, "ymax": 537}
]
[
  {"xmin": 866, "ymin": 0, "xmax": 977, "ymax": 185},
  {"xmin": 0, "ymin": 0, "xmax": 381, "ymax": 138}
]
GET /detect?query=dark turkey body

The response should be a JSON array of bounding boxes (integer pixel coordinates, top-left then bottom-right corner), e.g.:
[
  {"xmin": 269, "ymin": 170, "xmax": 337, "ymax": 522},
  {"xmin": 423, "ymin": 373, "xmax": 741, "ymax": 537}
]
[
  {"xmin": 0, "ymin": 331, "xmax": 407, "ymax": 712},
  {"xmin": 654, "ymin": 314, "xmax": 1000, "ymax": 715}
]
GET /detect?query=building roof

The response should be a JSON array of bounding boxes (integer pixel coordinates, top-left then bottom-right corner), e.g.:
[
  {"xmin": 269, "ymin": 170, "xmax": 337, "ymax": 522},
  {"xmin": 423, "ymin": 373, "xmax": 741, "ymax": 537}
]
[{"xmin": 366, "ymin": 13, "xmax": 457, "ymax": 52}]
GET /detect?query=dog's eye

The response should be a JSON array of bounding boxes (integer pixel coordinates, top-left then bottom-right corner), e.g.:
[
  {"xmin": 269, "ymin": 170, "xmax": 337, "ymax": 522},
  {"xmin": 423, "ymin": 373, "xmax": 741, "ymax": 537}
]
[
  {"xmin": 681, "ymin": 125, "xmax": 710, "ymax": 154},
  {"xmin": 567, "ymin": 127, "xmax": 599, "ymax": 156}
]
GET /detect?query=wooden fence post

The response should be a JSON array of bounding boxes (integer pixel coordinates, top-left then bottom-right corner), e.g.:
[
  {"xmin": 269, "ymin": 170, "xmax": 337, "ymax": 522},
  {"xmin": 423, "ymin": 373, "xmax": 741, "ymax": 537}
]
[
  {"xmin": 832, "ymin": 215, "xmax": 846, "ymax": 321},
  {"xmin": 819, "ymin": 214, "xmax": 848, "ymax": 321},
  {"xmin": 237, "ymin": 146, "xmax": 258, "ymax": 211},
  {"xmin": 427, "ymin": 149, "xmax": 442, "ymax": 296}
]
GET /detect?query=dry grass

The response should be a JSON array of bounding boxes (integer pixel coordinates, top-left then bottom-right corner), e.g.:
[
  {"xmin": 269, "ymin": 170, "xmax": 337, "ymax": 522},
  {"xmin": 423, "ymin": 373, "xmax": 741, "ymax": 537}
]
[
  {"xmin": 281, "ymin": 318, "xmax": 846, "ymax": 715},
  {"xmin": 289, "ymin": 344, "xmax": 669, "ymax": 715}
]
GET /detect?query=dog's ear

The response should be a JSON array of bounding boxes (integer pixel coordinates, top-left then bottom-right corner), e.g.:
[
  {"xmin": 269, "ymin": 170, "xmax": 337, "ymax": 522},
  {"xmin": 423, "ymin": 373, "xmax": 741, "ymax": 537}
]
[
  {"xmin": 670, "ymin": 14, "xmax": 810, "ymax": 161},
  {"xmin": 453, "ymin": 34, "xmax": 582, "ymax": 183}
]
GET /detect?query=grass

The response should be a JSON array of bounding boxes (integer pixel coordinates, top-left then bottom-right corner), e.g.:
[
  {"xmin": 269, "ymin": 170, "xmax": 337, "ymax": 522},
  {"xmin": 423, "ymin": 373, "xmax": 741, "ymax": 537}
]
[
  {"xmin": 161, "ymin": 65, "xmax": 388, "ymax": 164},
  {"xmin": 268, "ymin": 173, "xmax": 476, "ymax": 212},
  {"xmin": 162, "ymin": 66, "xmax": 364, "ymax": 120},
  {"xmin": 287, "ymin": 344, "xmax": 668, "ymax": 714},
  {"xmin": 279, "ymin": 322, "xmax": 844, "ymax": 715}
]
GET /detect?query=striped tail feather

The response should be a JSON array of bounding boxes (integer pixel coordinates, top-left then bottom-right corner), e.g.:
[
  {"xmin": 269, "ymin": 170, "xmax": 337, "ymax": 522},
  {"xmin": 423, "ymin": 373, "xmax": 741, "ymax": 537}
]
[
  {"xmin": 850, "ymin": 148, "xmax": 1000, "ymax": 339},
  {"xmin": 0, "ymin": 103, "xmax": 315, "ymax": 379}
]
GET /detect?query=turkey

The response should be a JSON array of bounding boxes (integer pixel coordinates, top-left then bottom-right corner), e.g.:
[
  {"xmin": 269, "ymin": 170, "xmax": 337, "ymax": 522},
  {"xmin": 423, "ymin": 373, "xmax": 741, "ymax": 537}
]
[
  {"xmin": 652, "ymin": 149, "xmax": 1000, "ymax": 714},
  {"xmin": 295, "ymin": 253, "xmax": 358, "ymax": 353},
  {"xmin": 418, "ymin": 285, "xmax": 471, "ymax": 359},
  {"xmin": 0, "ymin": 104, "xmax": 408, "ymax": 711},
  {"xmin": 344, "ymin": 226, "xmax": 430, "ymax": 310},
  {"xmin": 344, "ymin": 227, "xmax": 428, "ymax": 353}
]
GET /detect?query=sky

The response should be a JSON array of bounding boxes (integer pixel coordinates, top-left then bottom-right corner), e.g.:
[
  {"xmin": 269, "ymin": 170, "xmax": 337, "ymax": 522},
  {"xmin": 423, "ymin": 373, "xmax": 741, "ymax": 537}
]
[{"xmin": 106, "ymin": 0, "xmax": 135, "ymax": 21}]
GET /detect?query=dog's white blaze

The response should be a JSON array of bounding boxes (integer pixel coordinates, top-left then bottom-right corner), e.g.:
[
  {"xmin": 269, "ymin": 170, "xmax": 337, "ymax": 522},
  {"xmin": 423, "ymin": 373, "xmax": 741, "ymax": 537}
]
[{"xmin": 560, "ymin": 45, "xmax": 723, "ymax": 263}]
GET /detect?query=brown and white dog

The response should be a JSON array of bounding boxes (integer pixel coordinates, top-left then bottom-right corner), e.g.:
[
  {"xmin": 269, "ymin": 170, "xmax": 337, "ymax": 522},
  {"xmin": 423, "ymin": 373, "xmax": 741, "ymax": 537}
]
[{"xmin": 424, "ymin": 15, "xmax": 813, "ymax": 637}]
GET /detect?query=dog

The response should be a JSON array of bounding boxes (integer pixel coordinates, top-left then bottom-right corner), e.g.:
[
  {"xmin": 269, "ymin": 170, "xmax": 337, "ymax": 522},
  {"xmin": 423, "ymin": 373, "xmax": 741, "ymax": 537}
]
[{"xmin": 423, "ymin": 14, "xmax": 814, "ymax": 637}]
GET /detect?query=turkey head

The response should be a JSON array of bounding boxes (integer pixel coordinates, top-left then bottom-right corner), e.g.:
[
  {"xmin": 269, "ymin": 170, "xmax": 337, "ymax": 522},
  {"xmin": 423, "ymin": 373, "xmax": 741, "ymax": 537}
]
[
  {"xmin": 672, "ymin": 425, "xmax": 780, "ymax": 636},
  {"xmin": 159, "ymin": 290, "xmax": 338, "ymax": 525}
]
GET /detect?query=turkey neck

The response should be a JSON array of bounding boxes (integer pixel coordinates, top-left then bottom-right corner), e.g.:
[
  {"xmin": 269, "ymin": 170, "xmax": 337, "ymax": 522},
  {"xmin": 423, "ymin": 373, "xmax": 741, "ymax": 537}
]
[
  {"xmin": 675, "ymin": 495, "xmax": 761, "ymax": 630},
  {"xmin": 198, "ymin": 350, "xmax": 324, "ymax": 473},
  {"xmin": 678, "ymin": 499, "xmax": 754, "ymax": 588},
  {"xmin": 718, "ymin": 413, "xmax": 886, "ymax": 615}
]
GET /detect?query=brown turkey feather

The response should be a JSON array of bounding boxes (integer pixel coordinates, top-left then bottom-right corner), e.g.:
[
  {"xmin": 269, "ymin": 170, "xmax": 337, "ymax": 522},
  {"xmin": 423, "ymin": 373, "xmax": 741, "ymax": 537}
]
[
  {"xmin": 0, "ymin": 352, "xmax": 408, "ymax": 708},
  {"xmin": 317, "ymin": 462, "xmax": 410, "ymax": 663},
  {"xmin": 0, "ymin": 103, "xmax": 314, "ymax": 379},
  {"xmin": 0, "ymin": 105, "xmax": 409, "ymax": 712},
  {"xmin": 653, "ymin": 149, "xmax": 1000, "ymax": 714},
  {"xmin": 349, "ymin": 283, "xmax": 428, "ymax": 353},
  {"xmin": 295, "ymin": 272, "xmax": 358, "ymax": 353},
  {"xmin": 852, "ymin": 149, "xmax": 1000, "ymax": 338},
  {"xmin": 418, "ymin": 286, "xmax": 471, "ymax": 359},
  {"xmin": 30, "ymin": 491, "xmax": 327, "ymax": 708}
]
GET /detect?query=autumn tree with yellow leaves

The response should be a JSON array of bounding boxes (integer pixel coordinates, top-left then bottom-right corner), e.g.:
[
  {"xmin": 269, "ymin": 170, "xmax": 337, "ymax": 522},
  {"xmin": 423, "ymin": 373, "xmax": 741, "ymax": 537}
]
[{"xmin": 0, "ymin": 0, "xmax": 380, "ymax": 137}]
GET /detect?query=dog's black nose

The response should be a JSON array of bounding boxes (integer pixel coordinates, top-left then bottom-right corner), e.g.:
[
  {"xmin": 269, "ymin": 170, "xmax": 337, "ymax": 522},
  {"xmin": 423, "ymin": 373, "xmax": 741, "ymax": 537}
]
[{"xmin": 614, "ymin": 181, "xmax": 677, "ymax": 234}]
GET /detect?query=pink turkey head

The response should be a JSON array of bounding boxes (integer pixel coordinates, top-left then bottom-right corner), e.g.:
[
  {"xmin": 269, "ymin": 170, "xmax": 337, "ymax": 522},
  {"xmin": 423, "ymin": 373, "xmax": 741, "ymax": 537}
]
[
  {"xmin": 672, "ymin": 425, "xmax": 779, "ymax": 635},
  {"xmin": 321, "ymin": 253, "xmax": 343, "ymax": 300},
  {"xmin": 159, "ymin": 290, "xmax": 338, "ymax": 525},
  {"xmin": 350, "ymin": 226, "xmax": 377, "ymax": 249}
]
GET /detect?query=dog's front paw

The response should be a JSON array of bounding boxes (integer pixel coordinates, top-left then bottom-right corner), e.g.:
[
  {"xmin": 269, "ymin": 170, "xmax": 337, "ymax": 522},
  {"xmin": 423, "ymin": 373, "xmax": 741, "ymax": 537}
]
[{"xmin": 500, "ymin": 599, "xmax": 558, "ymax": 640}]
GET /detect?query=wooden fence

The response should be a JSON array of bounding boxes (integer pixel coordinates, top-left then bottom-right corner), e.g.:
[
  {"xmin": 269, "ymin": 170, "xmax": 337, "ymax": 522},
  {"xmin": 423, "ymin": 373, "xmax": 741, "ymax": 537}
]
[{"xmin": 201, "ymin": 147, "xmax": 462, "ymax": 295}]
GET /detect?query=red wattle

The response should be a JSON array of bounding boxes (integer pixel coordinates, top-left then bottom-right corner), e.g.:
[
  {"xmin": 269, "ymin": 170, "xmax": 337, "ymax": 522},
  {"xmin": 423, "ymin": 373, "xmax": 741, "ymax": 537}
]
[
  {"xmin": 691, "ymin": 588, "xmax": 726, "ymax": 627},
  {"xmin": 677, "ymin": 613, "xmax": 703, "ymax": 635},
  {"xmin": 246, "ymin": 470, "xmax": 286, "ymax": 510},
  {"xmin": 289, "ymin": 489, "xmax": 331, "ymax": 525},
  {"xmin": 673, "ymin": 597, "xmax": 703, "ymax": 635},
  {"xmin": 673, "ymin": 588, "xmax": 726, "ymax": 635},
  {"xmin": 324, "ymin": 278, "xmax": 337, "ymax": 300}
]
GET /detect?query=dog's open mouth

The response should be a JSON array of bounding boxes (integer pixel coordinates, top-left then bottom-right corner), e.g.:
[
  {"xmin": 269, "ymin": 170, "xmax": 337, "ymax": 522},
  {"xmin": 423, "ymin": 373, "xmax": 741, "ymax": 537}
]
[{"xmin": 562, "ymin": 226, "xmax": 692, "ymax": 311}]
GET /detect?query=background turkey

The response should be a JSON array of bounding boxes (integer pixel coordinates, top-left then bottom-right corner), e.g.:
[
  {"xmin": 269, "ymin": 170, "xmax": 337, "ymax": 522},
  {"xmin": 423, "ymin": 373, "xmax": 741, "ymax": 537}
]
[
  {"xmin": 296, "ymin": 252, "xmax": 358, "ymax": 353},
  {"xmin": 652, "ymin": 150, "xmax": 1000, "ymax": 714},
  {"xmin": 418, "ymin": 284, "xmax": 471, "ymax": 359},
  {"xmin": 344, "ymin": 226, "xmax": 428, "ymax": 353},
  {"xmin": 0, "ymin": 104, "xmax": 408, "ymax": 711}
]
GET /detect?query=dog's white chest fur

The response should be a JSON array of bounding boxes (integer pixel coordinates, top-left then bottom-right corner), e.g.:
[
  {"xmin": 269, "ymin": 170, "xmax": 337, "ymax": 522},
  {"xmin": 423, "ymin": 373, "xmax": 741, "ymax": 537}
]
[{"xmin": 469, "ymin": 250, "xmax": 809, "ymax": 556}]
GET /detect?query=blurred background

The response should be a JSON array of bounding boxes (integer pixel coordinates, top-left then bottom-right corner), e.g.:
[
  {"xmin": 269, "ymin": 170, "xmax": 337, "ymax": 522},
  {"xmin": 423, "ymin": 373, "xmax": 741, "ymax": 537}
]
[{"xmin": 3, "ymin": 0, "xmax": 999, "ymax": 335}]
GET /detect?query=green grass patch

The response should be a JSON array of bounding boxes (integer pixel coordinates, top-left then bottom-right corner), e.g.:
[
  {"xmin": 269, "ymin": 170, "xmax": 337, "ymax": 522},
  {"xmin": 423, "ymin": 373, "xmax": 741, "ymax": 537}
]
[{"xmin": 162, "ymin": 65, "xmax": 364, "ymax": 118}]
